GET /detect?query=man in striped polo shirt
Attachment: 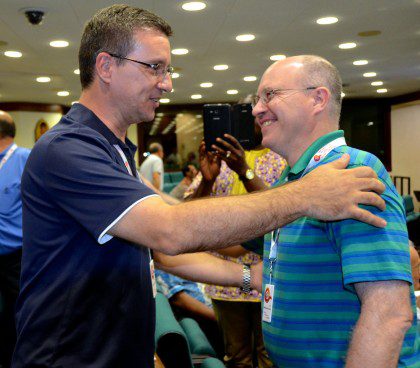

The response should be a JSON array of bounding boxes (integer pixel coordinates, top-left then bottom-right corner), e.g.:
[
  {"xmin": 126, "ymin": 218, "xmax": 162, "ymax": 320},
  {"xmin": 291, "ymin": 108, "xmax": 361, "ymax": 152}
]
[{"xmin": 252, "ymin": 55, "xmax": 419, "ymax": 367}]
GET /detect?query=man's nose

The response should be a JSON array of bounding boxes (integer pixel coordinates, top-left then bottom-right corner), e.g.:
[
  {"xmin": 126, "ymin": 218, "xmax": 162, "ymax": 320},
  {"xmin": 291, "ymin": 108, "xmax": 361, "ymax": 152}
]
[{"xmin": 158, "ymin": 73, "xmax": 173, "ymax": 93}]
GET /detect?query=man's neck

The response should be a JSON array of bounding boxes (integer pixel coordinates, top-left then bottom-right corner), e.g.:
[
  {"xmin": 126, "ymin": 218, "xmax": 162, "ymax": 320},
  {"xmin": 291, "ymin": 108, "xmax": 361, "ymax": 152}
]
[
  {"xmin": 79, "ymin": 90, "xmax": 128, "ymax": 142},
  {"xmin": 286, "ymin": 124, "xmax": 337, "ymax": 168},
  {"xmin": 0, "ymin": 137, "xmax": 14, "ymax": 153}
]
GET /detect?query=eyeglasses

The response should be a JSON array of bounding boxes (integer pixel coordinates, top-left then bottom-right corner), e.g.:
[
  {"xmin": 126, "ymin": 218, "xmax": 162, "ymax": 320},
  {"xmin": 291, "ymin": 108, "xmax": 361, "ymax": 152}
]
[
  {"xmin": 252, "ymin": 86, "xmax": 317, "ymax": 107},
  {"xmin": 107, "ymin": 52, "xmax": 174, "ymax": 78}
]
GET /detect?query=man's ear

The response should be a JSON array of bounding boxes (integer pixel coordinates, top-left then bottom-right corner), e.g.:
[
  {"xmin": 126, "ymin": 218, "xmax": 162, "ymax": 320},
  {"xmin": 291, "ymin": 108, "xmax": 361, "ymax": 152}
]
[
  {"xmin": 95, "ymin": 52, "xmax": 114, "ymax": 84},
  {"xmin": 313, "ymin": 87, "xmax": 330, "ymax": 115}
]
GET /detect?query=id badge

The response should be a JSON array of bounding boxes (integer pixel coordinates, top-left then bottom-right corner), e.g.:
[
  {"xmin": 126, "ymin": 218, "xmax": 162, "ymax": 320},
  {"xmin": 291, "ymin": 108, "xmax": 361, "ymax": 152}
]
[
  {"xmin": 262, "ymin": 284, "xmax": 275, "ymax": 323},
  {"xmin": 150, "ymin": 259, "xmax": 157, "ymax": 298}
]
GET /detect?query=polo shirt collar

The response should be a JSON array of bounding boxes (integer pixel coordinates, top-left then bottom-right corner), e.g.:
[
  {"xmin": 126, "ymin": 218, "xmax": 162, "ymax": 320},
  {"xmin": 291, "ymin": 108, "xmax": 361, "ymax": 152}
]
[
  {"xmin": 279, "ymin": 130, "xmax": 344, "ymax": 182},
  {"xmin": 67, "ymin": 103, "xmax": 137, "ymax": 156},
  {"xmin": 0, "ymin": 143, "xmax": 14, "ymax": 156}
]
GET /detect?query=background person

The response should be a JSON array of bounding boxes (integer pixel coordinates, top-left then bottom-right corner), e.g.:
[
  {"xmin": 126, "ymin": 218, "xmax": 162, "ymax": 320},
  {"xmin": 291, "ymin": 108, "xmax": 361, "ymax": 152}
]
[
  {"xmin": 0, "ymin": 111, "xmax": 30, "ymax": 368},
  {"xmin": 169, "ymin": 164, "xmax": 197, "ymax": 200},
  {"xmin": 140, "ymin": 142, "xmax": 165, "ymax": 191}
]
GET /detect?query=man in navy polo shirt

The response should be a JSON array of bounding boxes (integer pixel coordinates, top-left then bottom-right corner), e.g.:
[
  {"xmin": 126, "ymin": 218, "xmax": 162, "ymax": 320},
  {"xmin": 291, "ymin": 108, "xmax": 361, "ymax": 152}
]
[{"xmin": 14, "ymin": 5, "xmax": 388, "ymax": 368}]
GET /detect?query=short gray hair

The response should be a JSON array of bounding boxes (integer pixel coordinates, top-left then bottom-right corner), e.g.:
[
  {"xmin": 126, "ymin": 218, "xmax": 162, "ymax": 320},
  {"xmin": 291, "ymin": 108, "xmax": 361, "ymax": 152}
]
[{"xmin": 299, "ymin": 55, "xmax": 342, "ymax": 120}]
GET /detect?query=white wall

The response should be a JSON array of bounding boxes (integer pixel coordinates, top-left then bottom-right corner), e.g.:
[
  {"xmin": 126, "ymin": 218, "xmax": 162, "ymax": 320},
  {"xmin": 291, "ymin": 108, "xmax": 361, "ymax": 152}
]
[
  {"xmin": 9, "ymin": 111, "xmax": 62, "ymax": 149},
  {"xmin": 390, "ymin": 101, "xmax": 420, "ymax": 209}
]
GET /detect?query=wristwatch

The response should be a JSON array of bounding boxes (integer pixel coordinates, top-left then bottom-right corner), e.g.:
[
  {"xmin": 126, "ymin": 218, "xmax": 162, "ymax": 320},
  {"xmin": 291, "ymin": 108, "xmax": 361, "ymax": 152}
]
[
  {"xmin": 239, "ymin": 168, "xmax": 255, "ymax": 182},
  {"xmin": 242, "ymin": 264, "xmax": 251, "ymax": 293}
]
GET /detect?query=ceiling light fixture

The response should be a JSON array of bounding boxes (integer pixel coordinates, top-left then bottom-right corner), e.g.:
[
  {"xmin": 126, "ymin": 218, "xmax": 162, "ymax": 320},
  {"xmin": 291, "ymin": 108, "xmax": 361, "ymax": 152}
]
[
  {"xmin": 243, "ymin": 76, "xmax": 257, "ymax": 82},
  {"xmin": 171, "ymin": 72, "xmax": 180, "ymax": 79},
  {"xmin": 363, "ymin": 72, "xmax": 377, "ymax": 77},
  {"xmin": 213, "ymin": 64, "xmax": 228, "ymax": 70},
  {"xmin": 4, "ymin": 51, "xmax": 22, "ymax": 58},
  {"xmin": 36, "ymin": 76, "xmax": 51, "ymax": 83},
  {"xmin": 270, "ymin": 54, "xmax": 286, "ymax": 61},
  {"xmin": 159, "ymin": 98, "xmax": 170, "ymax": 103},
  {"xmin": 316, "ymin": 16, "xmax": 338, "ymax": 25},
  {"xmin": 339, "ymin": 42, "xmax": 357, "ymax": 49},
  {"xmin": 227, "ymin": 89, "xmax": 238, "ymax": 95},
  {"xmin": 341, "ymin": 92, "xmax": 346, "ymax": 98},
  {"xmin": 200, "ymin": 82, "xmax": 213, "ymax": 88},
  {"xmin": 191, "ymin": 94, "xmax": 202, "ymax": 99},
  {"xmin": 182, "ymin": 2, "xmax": 206, "ymax": 11},
  {"xmin": 172, "ymin": 48, "xmax": 189, "ymax": 55},
  {"xmin": 376, "ymin": 88, "xmax": 388, "ymax": 93},
  {"xmin": 236, "ymin": 34, "xmax": 255, "ymax": 42},
  {"xmin": 371, "ymin": 81, "xmax": 383, "ymax": 86},
  {"xmin": 353, "ymin": 60, "xmax": 368, "ymax": 66},
  {"xmin": 73, "ymin": 69, "xmax": 80, "ymax": 75},
  {"xmin": 50, "ymin": 40, "xmax": 69, "ymax": 48},
  {"xmin": 57, "ymin": 91, "xmax": 69, "ymax": 96}
]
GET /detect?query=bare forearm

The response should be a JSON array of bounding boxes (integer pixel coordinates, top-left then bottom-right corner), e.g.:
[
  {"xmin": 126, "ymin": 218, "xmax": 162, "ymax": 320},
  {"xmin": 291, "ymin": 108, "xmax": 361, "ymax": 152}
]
[
  {"xmin": 345, "ymin": 316, "xmax": 410, "ymax": 368},
  {"xmin": 187, "ymin": 178, "xmax": 215, "ymax": 199},
  {"xmin": 154, "ymin": 252, "xmax": 243, "ymax": 288},
  {"xmin": 166, "ymin": 181, "xmax": 303, "ymax": 254},
  {"xmin": 242, "ymin": 175, "xmax": 269, "ymax": 192},
  {"xmin": 170, "ymin": 292, "xmax": 216, "ymax": 321}
]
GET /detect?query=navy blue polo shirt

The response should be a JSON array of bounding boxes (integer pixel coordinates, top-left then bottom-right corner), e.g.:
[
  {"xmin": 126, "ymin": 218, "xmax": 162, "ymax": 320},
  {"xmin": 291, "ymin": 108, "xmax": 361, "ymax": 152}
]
[{"xmin": 14, "ymin": 104, "xmax": 158, "ymax": 368}]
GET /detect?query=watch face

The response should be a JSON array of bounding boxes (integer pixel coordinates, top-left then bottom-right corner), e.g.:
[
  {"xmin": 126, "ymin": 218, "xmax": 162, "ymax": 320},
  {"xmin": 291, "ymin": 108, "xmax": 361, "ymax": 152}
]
[{"xmin": 245, "ymin": 169, "xmax": 255, "ymax": 180}]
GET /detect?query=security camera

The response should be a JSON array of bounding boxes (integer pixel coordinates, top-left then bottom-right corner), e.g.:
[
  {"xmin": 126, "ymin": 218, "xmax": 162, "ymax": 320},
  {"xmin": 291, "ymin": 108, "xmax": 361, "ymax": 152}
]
[{"xmin": 24, "ymin": 9, "xmax": 45, "ymax": 25}]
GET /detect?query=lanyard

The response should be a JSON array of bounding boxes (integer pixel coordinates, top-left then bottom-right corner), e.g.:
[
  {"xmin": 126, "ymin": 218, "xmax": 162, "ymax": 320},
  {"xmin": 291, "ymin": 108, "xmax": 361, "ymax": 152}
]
[
  {"xmin": 0, "ymin": 143, "xmax": 17, "ymax": 171},
  {"xmin": 113, "ymin": 144, "xmax": 134, "ymax": 177},
  {"xmin": 269, "ymin": 136, "xmax": 347, "ymax": 279}
]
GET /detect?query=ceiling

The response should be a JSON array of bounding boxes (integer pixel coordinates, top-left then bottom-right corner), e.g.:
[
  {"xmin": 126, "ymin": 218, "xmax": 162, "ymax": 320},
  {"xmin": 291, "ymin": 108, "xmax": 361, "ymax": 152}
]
[{"xmin": 0, "ymin": 0, "xmax": 419, "ymax": 107}]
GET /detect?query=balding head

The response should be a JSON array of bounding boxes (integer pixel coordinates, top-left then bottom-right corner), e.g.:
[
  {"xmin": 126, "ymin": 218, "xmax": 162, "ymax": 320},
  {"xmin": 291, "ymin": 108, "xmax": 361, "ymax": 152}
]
[
  {"xmin": 262, "ymin": 55, "xmax": 342, "ymax": 122},
  {"xmin": 0, "ymin": 110, "xmax": 16, "ymax": 139}
]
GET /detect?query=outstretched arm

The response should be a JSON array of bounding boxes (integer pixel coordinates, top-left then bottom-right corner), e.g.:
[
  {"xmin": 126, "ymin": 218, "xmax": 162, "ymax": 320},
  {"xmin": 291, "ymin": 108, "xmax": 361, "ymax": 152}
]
[{"xmin": 110, "ymin": 154, "xmax": 386, "ymax": 255}]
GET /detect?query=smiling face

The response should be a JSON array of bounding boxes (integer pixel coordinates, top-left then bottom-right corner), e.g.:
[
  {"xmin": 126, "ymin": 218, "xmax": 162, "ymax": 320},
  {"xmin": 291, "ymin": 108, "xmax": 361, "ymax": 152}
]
[
  {"xmin": 252, "ymin": 59, "xmax": 316, "ymax": 161},
  {"xmin": 109, "ymin": 29, "xmax": 172, "ymax": 124}
]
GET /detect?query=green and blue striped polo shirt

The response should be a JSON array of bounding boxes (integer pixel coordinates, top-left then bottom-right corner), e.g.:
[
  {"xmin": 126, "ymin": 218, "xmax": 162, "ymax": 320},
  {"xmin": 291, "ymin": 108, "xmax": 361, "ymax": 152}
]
[{"xmin": 262, "ymin": 130, "xmax": 419, "ymax": 367}]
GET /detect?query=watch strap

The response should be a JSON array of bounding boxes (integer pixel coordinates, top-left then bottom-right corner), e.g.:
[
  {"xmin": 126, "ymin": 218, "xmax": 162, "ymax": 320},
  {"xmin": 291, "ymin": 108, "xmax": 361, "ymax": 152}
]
[{"xmin": 242, "ymin": 264, "xmax": 251, "ymax": 293}]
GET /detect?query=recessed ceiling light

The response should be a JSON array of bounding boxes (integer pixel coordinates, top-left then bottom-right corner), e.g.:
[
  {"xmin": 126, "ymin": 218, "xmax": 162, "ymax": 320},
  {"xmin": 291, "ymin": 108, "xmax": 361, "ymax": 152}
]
[
  {"xmin": 74, "ymin": 69, "xmax": 80, "ymax": 75},
  {"xmin": 171, "ymin": 72, "xmax": 180, "ymax": 79},
  {"xmin": 57, "ymin": 91, "xmax": 70, "ymax": 97},
  {"xmin": 182, "ymin": 2, "xmax": 206, "ymax": 11},
  {"xmin": 195, "ymin": 114, "xmax": 202, "ymax": 118},
  {"xmin": 191, "ymin": 94, "xmax": 202, "ymax": 99},
  {"xmin": 339, "ymin": 42, "xmax": 357, "ymax": 49},
  {"xmin": 367, "ymin": 121, "xmax": 374, "ymax": 126},
  {"xmin": 236, "ymin": 34, "xmax": 255, "ymax": 42},
  {"xmin": 243, "ymin": 76, "xmax": 257, "ymax": 82},
  {"xmin": 156, "ymin": 112, "xmax": 164, "ymax": 117},
  {"xmin": 50, "ymin": 40, "xmax": 69, "ymax": 48},
  {"xmin": 200, "ymin": 82, "xmax": 213, "ymax": 88},
  {"xmin": 171, "ymin": 88, "xmax": 174, "ymax": 93},
  {"xmin": 316, "ymin": 16, "xmax": 338, "ymax": 25},
  {"xmin": 270, "ymin": 54, "xmax": 286, "ymax": 61},
  {"xmin": 371, "ymin": 81, "xmax": 383, "ymax": 86},
  {"xmin": 36, "ymin": 76, "xmax": 51, "ymax": 83},
  {"xmin": 353, "ymin": 60, "xmax": 368, "ymax": 66},
  {"xmin": 4, "ymin": 50, "xmax": 22, "ymax": 58},
  {"xmin": 214, "ymin": 64, "xmax": 228, "ymax": 70},
  {"xmin": 376, "ymin": 88, "xmax": 387, "ymax": 93},
  {"xmin": 159, "ymin": 98, "xmax": 170, "ymax": 103},
  {"xmin": 227, "ymin": 89, "xmax": 238, "ymax": 95},
  {"xmin": 341, "ymin": 92, "xmax": 346, "ymax": 98},
  {"xmin": 363, "ymin": 72, "xmax": 377, "ymax": 77},
  {"xmin": 172, "ymin": 48, "xmax": 189, "ymax": 55}
]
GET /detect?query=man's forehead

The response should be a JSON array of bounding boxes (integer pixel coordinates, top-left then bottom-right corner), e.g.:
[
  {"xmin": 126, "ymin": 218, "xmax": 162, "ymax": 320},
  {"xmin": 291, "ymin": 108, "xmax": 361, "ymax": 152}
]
[{"xmin": 258, "ymin": 61, "xmax": 304, "ymax": 91}]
